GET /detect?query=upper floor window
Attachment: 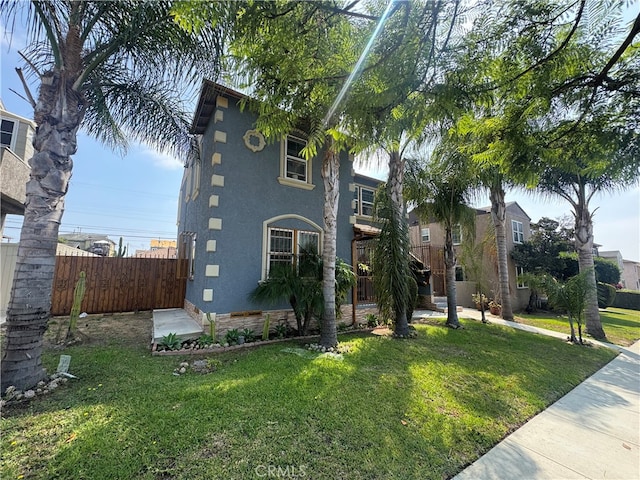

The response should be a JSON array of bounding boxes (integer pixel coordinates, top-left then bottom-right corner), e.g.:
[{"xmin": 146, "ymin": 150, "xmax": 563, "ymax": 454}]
[
  {"xmin": 354, "ymin": 185, "xmax": 375, "ymax": 217},
  {"xmin": 1, "ymin": 118, "xmax": 17, "ymax": 150},
  {"xmin": 452, "ymin": 224, "xmax": 462, "ymax": 245},
  {"xmin": 421, "ymin": 227, "xmax": 431, "ymax": 243},
  {"xmin": 512, "ymin": 220, "xmax": 524, "ymax": 244},
  {"xmin": 278, "ymin": 135, "xmax": 315, "ymax": 190}
]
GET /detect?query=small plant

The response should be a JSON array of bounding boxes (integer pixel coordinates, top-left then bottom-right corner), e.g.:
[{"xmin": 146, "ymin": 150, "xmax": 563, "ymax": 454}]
[
  {"xmin": 365, "ymin": 313, "xmax": 379, "ymax": 328},
  {"xmin": 225, "ymin": 328, "xmax": 240, "ymax": 345},
  {"xmin": 471, "ymin": 293, "xmax": 488, "ymax": 307},
  {"xmin": 241, "ymin": 328, "xmax": 256, "ymax": 343},
  {"xmin": 206, "ymin": 312, "xmax": 216, "ymax": 341},
  {"xmin": 159, "ymin": 332, "xmax": 182, "ymax": 351},
  {"xmin": 337, "ymin": 322, "xmax": 349, "ymax": 332},
  {"xmin": 196, "ymin": 334, "xmax": 214, "ymax": 347},
  {"xmin": 488, "ymin": 300, "xmax": 501, "ymax": 309},
  {"xmin": 262, "ymin": 314, "xmax": 270, "ymax": 341},
  {"xmin": 274, "ymin": 323, "xmax": 287, "ymax": 339}
]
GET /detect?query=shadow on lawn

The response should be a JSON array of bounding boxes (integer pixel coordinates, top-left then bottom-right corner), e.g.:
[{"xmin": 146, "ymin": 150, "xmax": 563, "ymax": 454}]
[{"xmin": 2, "ymin": 318, "xmax": 616, "ymax": 480}]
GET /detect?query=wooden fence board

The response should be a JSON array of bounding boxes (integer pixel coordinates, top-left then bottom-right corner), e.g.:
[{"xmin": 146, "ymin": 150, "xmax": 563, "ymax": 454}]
[{"xmin": 51, "ymin": 257, "xmax": 186, "ymax": 315}]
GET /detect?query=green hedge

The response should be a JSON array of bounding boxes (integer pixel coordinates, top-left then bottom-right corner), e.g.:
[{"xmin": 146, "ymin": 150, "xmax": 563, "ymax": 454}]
[
  {"xmin": 612, "ymin": 290, "xmax": 640, "ymax": 310},
  {"xmin": 597, "ymin": 282, "xmax": 616, "ymax": 308}
]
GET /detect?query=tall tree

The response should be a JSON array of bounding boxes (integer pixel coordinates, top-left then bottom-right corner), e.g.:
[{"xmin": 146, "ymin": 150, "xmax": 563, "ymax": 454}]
[
  {"xmin": 535, "ymin": 115, "xmax": 638, "ymax": 339},
  {"xmin": 405, "ymin": 144, "xmax": 476, "ymax": 329},
  {"xmin": 220, "ymin": 1, "xmax": 372, "ymax": 347},
  {"xmin": 445, "ymin": 0, "xmax": 639, "ymax": 335},
  {"xmin": 0, "ymin": 0, "xmax": 226, "ymax": 391},
  {"xmin": 345, "ymin": 0, "xmax": 468, "ymax": 334}
]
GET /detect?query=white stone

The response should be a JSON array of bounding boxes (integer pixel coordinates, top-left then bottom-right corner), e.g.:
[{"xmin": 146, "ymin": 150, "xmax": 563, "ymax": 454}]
[{"xmin": 24, "ymin": 390, "xmax": 36, "ymax": 399}]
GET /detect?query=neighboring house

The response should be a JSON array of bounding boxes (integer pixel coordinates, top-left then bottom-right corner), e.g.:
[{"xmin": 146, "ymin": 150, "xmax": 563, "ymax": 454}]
[
  {"xmin": 134, "ymin": 239, "xmax": 178, "ymax": 258},
  {"xmin": 0, "ymin": 100, "xmax": 34, "ymax": 237},
  {"xmin": 409, "ymin": 201, "xmax": 532, "ymax": 310},
  {"xmin": 58, "ymin": 233, "xmax": 116, "ymax": 257},
  {"xmin": 177, "ymin": 80, "xmax": 380, "ymax": 335},
  {"xmin": 598, "ymin": 250, "xmax": 624, "ymax": 275},
  {"xmin": 621, "ymin": 259, "xmax": 640, "ymax": 291}
]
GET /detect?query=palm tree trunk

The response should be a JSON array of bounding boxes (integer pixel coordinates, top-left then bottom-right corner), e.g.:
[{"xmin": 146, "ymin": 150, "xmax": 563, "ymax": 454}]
[
  {"xmin": 388, "ymin": 150, "xmax": 410, "ymax": 336},
  {"xmin": 319, "ymin": 138, "xmax": 339, "ymax": 347},
  {"xmin": 444, "ymin": 228, "xmax": 460, "ymax": 328},
  {"xmin": 489, "ymin": 185, "xmax": 513, "ymax": 320},
  {"xmin": 574, "ymin": 192, "xmax": 605, "ymax": 339},
  {"xmin": 1, "ymin": 68, "xmax": 84, "ymax": 391}
]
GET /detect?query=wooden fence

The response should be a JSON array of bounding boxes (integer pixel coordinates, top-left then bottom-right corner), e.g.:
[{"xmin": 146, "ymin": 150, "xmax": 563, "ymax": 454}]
[{"xmin": 51, "ymin": 256, "xmax": 186, "ymax": 316}]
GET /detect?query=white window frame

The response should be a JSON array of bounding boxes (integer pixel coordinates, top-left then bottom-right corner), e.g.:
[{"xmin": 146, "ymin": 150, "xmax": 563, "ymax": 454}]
[
  {"xmin": 421, "ymin": 227, "xmax": 431, "ymax": 243},
  {"xmin": 452, "ymin": 224, "xmax": 462, "ymax": 245},
  {"xmin": 278, "ymin": 135, "xmax": 315, "ymax": 190},
  {"xmin": 354, "ymin": 184, "xmax": 375, "ymax": 217},
  {"xmin": 261, "ymin": 214, "xmax": 323, "ymax": 281},
  {"xmin": 267, "ymin": 227, "xmax": 320, "ymax": 276},
  {"xmin": 0, "ymin": 118, "xmax": 18, "ymax": 151},
  {"xmin": 516, "ymin": 266, "xmax": 527, "ymax": 289},
  {"xmin": 512, "ymin": 220, "xmax": 524, "ymax": 244}
]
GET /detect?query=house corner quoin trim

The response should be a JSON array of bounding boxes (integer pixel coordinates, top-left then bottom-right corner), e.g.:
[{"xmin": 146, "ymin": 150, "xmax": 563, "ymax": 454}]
[{"xmin": 203, "ymin": 289, "xmax": 214, "ymax": 302}]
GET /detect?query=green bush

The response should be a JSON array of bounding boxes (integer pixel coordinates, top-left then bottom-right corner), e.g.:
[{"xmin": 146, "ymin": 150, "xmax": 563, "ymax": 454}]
[
  {"xmin": 612, "ymin": 290, "xmax": 640, "ymax": 310},
  {"xmin": 597, "ymin": 282, "xmax": 616, "ymax": 308}
]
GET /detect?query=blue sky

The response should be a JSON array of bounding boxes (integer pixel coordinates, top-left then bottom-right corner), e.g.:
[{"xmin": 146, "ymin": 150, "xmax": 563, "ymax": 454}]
[{"xmin": 1, "ymin": 16, "xmax": 638, "ymax": 262}]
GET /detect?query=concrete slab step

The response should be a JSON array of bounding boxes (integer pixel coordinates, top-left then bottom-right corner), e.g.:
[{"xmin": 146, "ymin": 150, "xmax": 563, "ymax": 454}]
[{"xmin": 152, "ymin": 308, "xmax": 203, "ymax": 343}]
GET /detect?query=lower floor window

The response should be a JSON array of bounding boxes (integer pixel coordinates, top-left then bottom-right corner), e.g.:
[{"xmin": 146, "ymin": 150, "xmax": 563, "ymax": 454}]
[
  {"xmin": 268, "ymin": 227, "xmax": 319, "ymax": 275},
  {"xmin": 516, "ymin": 266, "xmax": 527, "ymax": 288},
  {"xmin": 178, "ymin": 232, "xmax": 196, "ymax": 279}
]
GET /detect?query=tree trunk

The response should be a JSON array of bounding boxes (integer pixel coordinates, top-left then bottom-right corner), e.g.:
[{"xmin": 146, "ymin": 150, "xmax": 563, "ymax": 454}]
[
  {"xmin": 489, "ymin": 184, "xmax": 513, "ymax": 320},
  {"xmin": 574, "ymin": 190, "xmax": 605, "ymax": 339},
  {"xmin": 319, "ymin": 138, "xmax": 339, "ymax": 347},
  {"xmin": 388, "ymin": 150, "xmax": 410, "ymax": 336},
  {"xmin": 1, "ymin": 66, "xmax": 84, "ymax": 391},
  {"xmin": 444, "ymin": 227, "xmax": 460, "ymax": 328}
]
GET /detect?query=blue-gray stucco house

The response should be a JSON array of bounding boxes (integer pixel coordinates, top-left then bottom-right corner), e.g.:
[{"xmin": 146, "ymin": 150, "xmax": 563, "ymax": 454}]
[{"xmin": 177, "ymin": 81, "xmax": 381, "ymax": 335}]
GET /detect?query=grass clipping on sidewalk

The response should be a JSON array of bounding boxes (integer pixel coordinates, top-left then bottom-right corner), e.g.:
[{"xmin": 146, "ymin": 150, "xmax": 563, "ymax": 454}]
[{"xmin": 2, "ymin": 316, "xmax": 616, "ymax": 480}]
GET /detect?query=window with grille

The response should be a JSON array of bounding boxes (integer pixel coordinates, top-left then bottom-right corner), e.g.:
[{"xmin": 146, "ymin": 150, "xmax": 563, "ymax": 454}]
[{"xmin": 267, "ymin": 228, "xmax": 319, "ymax": 275}]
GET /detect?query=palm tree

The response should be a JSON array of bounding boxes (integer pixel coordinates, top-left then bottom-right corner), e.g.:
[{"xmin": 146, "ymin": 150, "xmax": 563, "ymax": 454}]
[
  {"xmin": 252, "ymin": 248, "xmax": 355, "ymax": 337},
  {"xmin": 405, "ymin": 151, "xmax": 476, "ymax": 329},
  {"xmin": 0, "ymin": 0, "xmax": 226, "ymax": 391},
  {"xmin": 541, "ymin": 271, "xmax": 590, "ymax": 344},
  {"xmin": 536, "ymin": 117, "xmax": 639, "ymax": 340},
  {"xmin": 372, "ymin": 182, "xmax": 412, "ymax": 336}
]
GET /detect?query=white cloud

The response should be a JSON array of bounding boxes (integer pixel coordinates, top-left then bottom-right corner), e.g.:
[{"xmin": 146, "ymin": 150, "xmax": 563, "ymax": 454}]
[{"xmin": 138, "ymin": 146, "xmax": 183, "ymax": 171}]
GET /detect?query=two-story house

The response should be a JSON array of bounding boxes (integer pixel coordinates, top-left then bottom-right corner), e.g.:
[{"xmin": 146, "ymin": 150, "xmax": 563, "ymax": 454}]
[
  {"xmin": 177, "ymin": 81, "xmax": 379, "ymax": 336},
  {"xmin": 409, "ymin": 202, "xmax": 532, "ymax": 311},
  {"xmin": 0, "ymin": 100, "xmax": 34, "ymax": 236}
]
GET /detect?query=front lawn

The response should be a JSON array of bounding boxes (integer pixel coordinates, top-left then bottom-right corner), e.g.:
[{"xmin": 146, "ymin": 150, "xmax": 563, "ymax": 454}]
[
  {"xmin": 515, "ymin": 307, "xmax": 640, "ymax": 347},
  {"xmin": 1, "ymin": 316, "xmax": 616, "ymax": 480}
]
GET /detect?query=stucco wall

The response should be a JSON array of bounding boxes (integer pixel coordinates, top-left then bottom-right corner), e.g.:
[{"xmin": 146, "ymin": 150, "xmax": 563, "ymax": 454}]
[{"xmin": 179, "ymin": 93, "xmax": 355, "ymax": 320}]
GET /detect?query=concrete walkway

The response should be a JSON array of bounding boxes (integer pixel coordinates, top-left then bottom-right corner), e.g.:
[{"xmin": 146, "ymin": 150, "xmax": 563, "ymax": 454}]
[
  {"xmin": 419, "ymin": 307, "xmax": 640, "ymax": 480},
  {"xmin": 152, "ymin": 308, "xmax": 202, "ymax": 343}
]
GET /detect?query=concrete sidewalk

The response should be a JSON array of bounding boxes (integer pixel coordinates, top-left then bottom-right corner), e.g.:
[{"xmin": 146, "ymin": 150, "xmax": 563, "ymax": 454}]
[{"xmin": 433, "ymin": 308, "xmax": 640, "ymax": 480}]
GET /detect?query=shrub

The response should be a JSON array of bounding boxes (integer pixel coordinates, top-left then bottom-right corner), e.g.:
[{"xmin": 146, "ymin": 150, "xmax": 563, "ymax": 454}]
[
  {"xmin": 597, "ymin": 282, "xmax": 616, "ymax": 308},
  {"xmin": 196, "ymin": 334, "xmax": 214, "ymax": 347},
  {"xmin": 159, "ymin": 332, "xmax": 182, "ymax": 351},
  {"xmin": 612, "ymin": 290, "xmax": 640, "ymax": 310},
  {"xmin": 365, "ymin": 313, "xmax": 379, "ymax": 328},
  {"xmin": 225, "ymin": 328, "xmax": 240, "ymax": 345},
  {"xmin": 241, "ymin": 328, "xmax": 256, "ymax": 343}
]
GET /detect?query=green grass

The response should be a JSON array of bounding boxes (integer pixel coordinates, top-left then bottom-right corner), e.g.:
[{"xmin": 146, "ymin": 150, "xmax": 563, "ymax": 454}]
[
  {"xmin": 1, "ymin": 319, "xmax": 617, "ymax": 480},
  {"xmin": 515, "ymin": 307, "xmax": 640, "ymax": 346}
]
